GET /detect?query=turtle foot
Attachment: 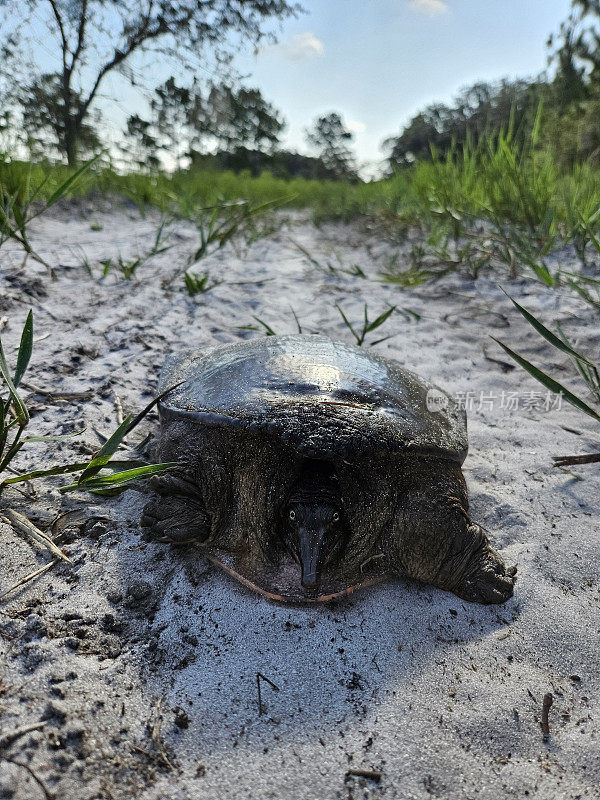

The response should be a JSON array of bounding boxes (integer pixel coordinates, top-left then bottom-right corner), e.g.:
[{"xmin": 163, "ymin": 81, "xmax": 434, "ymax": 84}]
[
  {"xmin": 452, "ymin": 539, "xmax": 516, "ymax": 604},
  {"xmin": 141, "ymin": 475, "xmax": 209, "ymax": 544}
]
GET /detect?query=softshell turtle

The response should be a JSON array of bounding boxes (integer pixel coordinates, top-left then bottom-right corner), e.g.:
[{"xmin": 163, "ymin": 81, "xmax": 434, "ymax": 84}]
[{"xmin": 141, "ymin": 335, "xmax": 516, "ymax": 604}]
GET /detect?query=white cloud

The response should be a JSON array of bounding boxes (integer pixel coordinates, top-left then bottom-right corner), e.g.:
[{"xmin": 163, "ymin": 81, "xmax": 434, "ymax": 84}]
[
  {"xmin": 347, "ymin": 120, "xmax": 366, "ymax": 134},
  {"xmin": 410, "ymin": 0, "xmax": 448, "ymax": 16},
  {"xmin": 267, "ymin": 32, "xmax": 325, "ymax": 60}
]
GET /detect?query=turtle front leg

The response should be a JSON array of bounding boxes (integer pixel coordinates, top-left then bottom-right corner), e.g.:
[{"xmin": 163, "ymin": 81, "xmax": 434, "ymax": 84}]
[
  {"xmin": 433, "ymin": 520, "xmax": 517, "ymax": 604},
  {"xmin": 387, "ymin": 466, "xmax": 516, "ymax": 605},
  {"xmin": 141, "ymin": 473, "xmax": 210, "ymax": 544}
]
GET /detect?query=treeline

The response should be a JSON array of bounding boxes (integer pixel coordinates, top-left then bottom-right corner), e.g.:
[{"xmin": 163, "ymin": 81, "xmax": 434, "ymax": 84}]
[
  {"xmin": 3, "ymin": 1, "xmax": 600, "ymax": 179},
  {"xmin": 383, "ymin": 0, "xmax": 600, "ymax": 171},
  {"xmin": 120, "ymin": 80, "xmax": 357, "ymax": 180},
  {"xmin": 0, "ymin": 1, "xmax": 358, "ymax": 180}
]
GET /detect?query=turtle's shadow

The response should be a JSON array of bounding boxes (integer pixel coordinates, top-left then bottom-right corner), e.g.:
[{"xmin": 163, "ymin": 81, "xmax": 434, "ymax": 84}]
[{"xmin": 117, "ymin": 518, "xmax": 520, "ymax": 755}]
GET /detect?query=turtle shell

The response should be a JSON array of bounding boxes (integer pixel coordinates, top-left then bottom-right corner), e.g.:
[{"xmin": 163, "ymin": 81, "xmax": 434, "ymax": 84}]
[{"xmin": 158, "ymin": 334, "xmax": 467, "ymax": 464}]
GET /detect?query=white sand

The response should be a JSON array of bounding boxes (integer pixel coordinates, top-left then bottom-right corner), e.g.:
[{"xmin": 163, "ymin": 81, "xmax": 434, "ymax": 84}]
[{"xmin": 0, "ymin": 201, "xmax": 599, "ymax": 800}]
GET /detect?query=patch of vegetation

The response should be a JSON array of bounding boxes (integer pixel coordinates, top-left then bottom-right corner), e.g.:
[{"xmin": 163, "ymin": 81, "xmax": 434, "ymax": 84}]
[
  {"xmin": 335, "ymin": 303, "xmax": 419, "ymax": 347},
  {"xmin": 100, "ymin": 255, "xmax": 144, "ymax": 280},
  {"xmin": 495, "ymin": 295, "xmax": 600, "ymax": 467},
  {"xmin": 182, "ymin": 197, "xmax": 290, "ymax": 264},
  {"xmin": 183, "ymin": 270, "xmax": 223, "ymax": 295},
  {"xmin": 0, "ymin": 312, "xmax": 175, "ymax": 494},
  {"xmin": 0, "ymin": 155, "xmax": 99, "ymax": 274},
  {"xmin": 291, "ymin": 240, "xmax": 367, "ymax": 277}
]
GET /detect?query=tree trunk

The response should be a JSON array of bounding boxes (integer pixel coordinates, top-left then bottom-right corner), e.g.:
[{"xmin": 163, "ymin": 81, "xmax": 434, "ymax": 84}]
[{"xmin": 63, "ymin": 124, "xmax": 78, "ymax": 167}]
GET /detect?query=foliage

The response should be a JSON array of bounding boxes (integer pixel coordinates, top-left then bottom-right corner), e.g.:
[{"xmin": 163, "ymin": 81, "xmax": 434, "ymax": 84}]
[
  {"xmin": 21, "ymin": 75, "xmax": 102, "ymax": 162},
  {"xmin": 183, "ymin": 270, "xmax": 223, "ymax": 295},
  {"xmin": 100, "ymin": 255, "xmax": 143, "ymax": 281},
  {"xmin": 383, "ymin": 78, "xmax": 547, "ymax": 169},
  {"xmin": 305, "ymin": 113, "xmax": 358, "ymax": 181},
  {"xmin": 181, "ymin": 196, "xmax": 292, "ymax": 264},
  {"xmin": 9, "ymin": 105, "xmax": 600, "ymax": 285},
  {"xmin": 0, "ymin": 153, "xmax": 99, "ymax": 273},
  {"xmin": 290, "ymin": 240, "xmax": 367, "ymax": 277},
  {"xmin": 0, "ymin": 0, "xmax": 299, "ymax": 164},
  {"xmin": 335, "ymin": 303, "xmax": 398, "ymax": 346},
  {"xmin": 0, "ymin": 311, "xmax": 34, "ymax": 479},
  {"xmin": 122, "ymin": 78, "xmax": 285, "ymax": 170},
  {"xmin": 196, "ymin": 147, "xmax": 331, "ymax": 180},
  {"xmin": 0, "ymin": 312, "xmax": 176, "ymax": 494},
  {"xmin": 202, "ymin": 83, "xmax": 285, "ymax": 152},
  {"xmin": 494, "ymin": 294, "xmax": 600, "ymax": 466}
]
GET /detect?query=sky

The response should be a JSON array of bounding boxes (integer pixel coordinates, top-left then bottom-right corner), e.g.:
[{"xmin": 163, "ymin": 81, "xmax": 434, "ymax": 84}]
[
  {"xmin": 236, "ymin": 0, "xmax": 573, "ymax": 171},
  {"xmin": 22, "ymin": 0, "xmax": 574, "ymax": 172}
]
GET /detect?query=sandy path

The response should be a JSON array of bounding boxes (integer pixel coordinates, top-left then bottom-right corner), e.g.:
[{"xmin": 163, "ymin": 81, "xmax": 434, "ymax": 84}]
[{"xmin": 0, "ymin": 201, "xmax": 599, "ymax": 800}]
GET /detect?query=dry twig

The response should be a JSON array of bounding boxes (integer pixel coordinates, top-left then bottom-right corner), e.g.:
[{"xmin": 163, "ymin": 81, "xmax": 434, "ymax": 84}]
[
  {"xmin": 2, "ymin": 509, "xmax": 72, "ymax": 563},
  {"xmin": 0, "ymin": 559, "xmax": 58, "ymax": 601}
]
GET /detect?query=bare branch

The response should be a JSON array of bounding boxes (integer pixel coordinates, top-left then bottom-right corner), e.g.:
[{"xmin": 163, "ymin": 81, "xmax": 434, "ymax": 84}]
[
  {"xmin": 78, "ymin": 10, "xmax": 195, "ymax": 120},
  {"xmin": 71, "ymin": 0, "xmax": 88, "ymax": 69},
  {"xmin": 47, "ymin": 0, "xmax": 68, "ymax": 70}
]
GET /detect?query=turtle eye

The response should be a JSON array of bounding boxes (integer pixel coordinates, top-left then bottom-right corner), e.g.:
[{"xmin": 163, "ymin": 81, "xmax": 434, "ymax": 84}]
[
  {"xmin": 289, "ymin": 510, "xmax": 296, "ymax": 521},
  {"xmin": 332, "ymin": 512, "xmax": 340, "ymax": 522}
]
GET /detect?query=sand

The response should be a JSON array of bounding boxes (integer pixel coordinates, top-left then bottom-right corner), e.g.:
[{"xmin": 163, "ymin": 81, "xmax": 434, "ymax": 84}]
[{"xmin": 0, "ymin": 200, "xmax": 599, "ymax": 800}]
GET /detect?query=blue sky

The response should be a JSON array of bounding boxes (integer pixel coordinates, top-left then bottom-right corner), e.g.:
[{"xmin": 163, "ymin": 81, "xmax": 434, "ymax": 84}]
[
  {"xmin": 235, "ymin": 0, "xmax": 572, "ymax": 170},
  {"xmin": 25, "ymin": 0, "xmax": 573, "ymax": 171}
]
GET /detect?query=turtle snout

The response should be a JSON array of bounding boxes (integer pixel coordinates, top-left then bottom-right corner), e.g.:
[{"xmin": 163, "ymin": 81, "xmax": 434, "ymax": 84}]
[{"xmin": 298, "ymin": 525, "xmax": 324, "ymax": 590}]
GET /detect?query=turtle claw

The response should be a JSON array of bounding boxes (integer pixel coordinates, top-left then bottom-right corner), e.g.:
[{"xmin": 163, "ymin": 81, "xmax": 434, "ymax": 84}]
[
  {"xmin": 453, "ymin": 546, "xmax": 517, "ymax": 605},
  {"xmin": 141, "ymin": 487, "xmax": 209, "ymax": 545},
  {"xmin": 149, "ymin": 473, "xmax": 201, "ymax": 498}
]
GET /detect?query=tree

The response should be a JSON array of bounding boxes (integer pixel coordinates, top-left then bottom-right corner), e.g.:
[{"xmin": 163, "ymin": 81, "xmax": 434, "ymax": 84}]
[
  {"xmin": 0, "ymin": 0, "xmax": 300, "ymax": 164},
  {"xmin": 548, "ymin": 15, "xmax": 589, "ymax": 110},
  {"xmin": 121, "ymin": 78, "xmax": 284, "ymax": 169},
  {"xmin": 202, "ymin": 83, "xmax": 285, "ymax": 151},
  {"xmin": 305, "ymin": 112, "xmax": 357, "ymax": 180},
  {"xmin": 21, "ymin": 74, "xmax": 102, "ymax": 161},
  {"xmin": 382, "ymin": 78, "xmax": 547, "ymax": 169},
  {"xmin": 543, "ymin": 1, "xmax": 600, "ymax": 163},
  {"xmin": 567, "ymin": 0, "xmax": 600, "ymax": 84},
  {"xmin": 122, "ymin": 114, "xmax": 160, "ymax": 170},
  {"xmin": 152, "ymin": 77, "xmax": 193, "ymax": 168}
]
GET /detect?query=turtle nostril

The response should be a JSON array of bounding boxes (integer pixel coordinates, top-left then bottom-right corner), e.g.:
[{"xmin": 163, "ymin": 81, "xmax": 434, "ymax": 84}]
[{"xmin": 300, "ymin": 567, "xmax": 319, "ymax": 589}]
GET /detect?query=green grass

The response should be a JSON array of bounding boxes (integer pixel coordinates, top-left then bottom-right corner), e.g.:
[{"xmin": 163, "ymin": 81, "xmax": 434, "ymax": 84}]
[
  {"xmin": 0, "ymin": 158, "xmax": 389, "ymax": 221},
  {"xmin": 5, "ymin": 113, "xmax": 600, "ymax": 284},
  {"xmin": 183, "ymin": 270, "xmax": 223, "ymax": 295},
  {"xmin": 0, "ymin": 310, "xmax": 176, "ymax": 494},
  {"xmin": 495, "ymin": 294, "xmax": 600, "ymax": 467}
]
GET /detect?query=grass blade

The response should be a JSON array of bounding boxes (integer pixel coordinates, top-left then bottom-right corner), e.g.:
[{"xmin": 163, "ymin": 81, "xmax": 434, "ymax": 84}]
[
  {"xmin": 0, "ymin": 340, "xmax": 29, "ymax": 426},
  {"xmin": 2, "ymin": 509, "xmax": 72, "ymax": 563},
  {"xmin": 77, "ymin": 383, "xmax": 183, "ymax": 484},
  {"xmin": 23, "ymin": 428, "xmax": 85, "ymax": 443},
  {"xmin": 492, "ymin": 337, "xmax": 600, "ymax": 422},
  {"xmin": 290, "ymin": 307, "xmax": 302, "ymax": 334},
  {"xmin": 13, "ymin": 311, "xmax": 33, "ymax": 388},
  {"xmin": 251, "ymin": 317, "xmax": 277, "ymax": 336},
  {"xmin": 0, "ymin": 462, "xmax": 90, "ymax": 486},
  {"xmin": 77, "ymin": 414, "xmax": 133, "ymax": 483},
  {"xmin": 502, "ymin": 291, "xmax": 595, "ymax": 367},
  {"xmin": 44, "ymin": 153, "xmax": 102, "ymax": 209},
  {"xmin": 61, "ymin": 462, "xmax": 176, "ymax": 493},
  {"xmin": 335, "ymin": 303, "xmax": 358, "ymax": 343},
  {"xmin": 365, "ymin": 306, "xmax": 396, "ymax": 333},
  {"xmin": 0, "ymin": 427, "xmax": 25, "ymax": 473}
]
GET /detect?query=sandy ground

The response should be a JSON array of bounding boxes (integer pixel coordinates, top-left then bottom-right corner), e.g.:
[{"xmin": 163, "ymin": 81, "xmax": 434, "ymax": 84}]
[{"xmin": 0, "ymin": 200, "xmax": 599, "ymax": 800}]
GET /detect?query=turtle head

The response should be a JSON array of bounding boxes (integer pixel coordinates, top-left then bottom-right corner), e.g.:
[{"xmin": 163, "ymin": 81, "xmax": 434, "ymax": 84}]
[{"xmin": 283, "ymin": 461, "xmax": 345, "ymax": 590}]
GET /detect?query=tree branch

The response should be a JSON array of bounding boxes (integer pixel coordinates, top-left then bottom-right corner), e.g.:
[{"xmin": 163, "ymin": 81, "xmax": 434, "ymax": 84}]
[
  {"xmin": 70, "ymin": 0, "xmax": 88, "ymax": 70},
  {"xmin": 47, "ymin": 0, "xmax": 68, "ymax": 71},
  {"xmin": 78, "ymin": 8, "xmax": 195, "ymax": 121}
]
